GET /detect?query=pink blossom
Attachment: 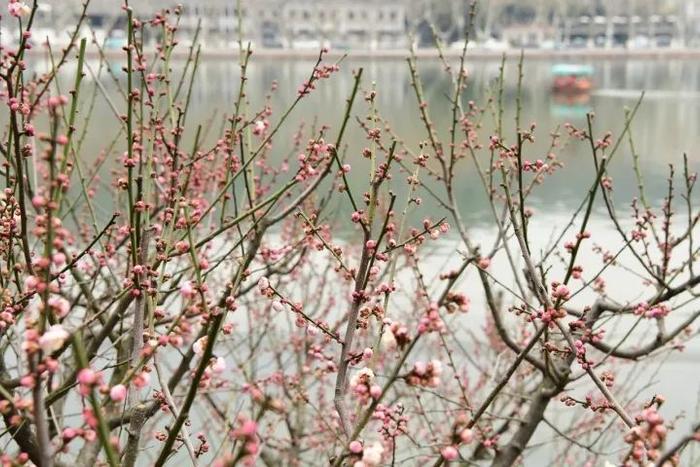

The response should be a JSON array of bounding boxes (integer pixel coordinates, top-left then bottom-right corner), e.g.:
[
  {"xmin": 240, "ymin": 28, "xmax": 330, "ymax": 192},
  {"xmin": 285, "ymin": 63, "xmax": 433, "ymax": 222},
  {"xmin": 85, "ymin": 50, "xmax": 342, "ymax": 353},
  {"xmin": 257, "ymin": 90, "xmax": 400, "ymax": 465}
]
[
  {"xmin": 193, "ymin": 337, "xmax": 207, "ymax": 356},
  {"xmin": 24, "ymin": 275, "xmax": 39, "ymax": 292},
  {"xmin": 552, "ymin": 284, "xmax": 571, "ymax": 300},
  {"xmin": 361, "ymin": 442, "xmax": 384, "ymax": 466},
  {"xmin": 48, "ymin": 296, "xmax": 70, "ymax": 318},
  {"xmin": 133, "ymin": 371, "xmax": 150, "ymax": 388},
  {"xmin": 109, "ymin": 384, "xmax": 127, "ymax": 402},
  {"xmin": 31, "ymin": 195, "xmax": 46, "ymax": 208},
  {"xmin": 413, "ymin": 361, "xmax": 427, "ymax": 376},
  {"xmin": 349, "ymin": 440, "xmax": 363, "ymax": 454},
  {"xmin": 20, "ymin": 375, "xmax": 35, "ymax": 388},
  {"xmin": 175, "ymin": 240, "xmax": 189, "ymax": 253},
  {"xmin": 253, "ymin": 120, "xmax": 267, "ymax": 136},
  {"xmin": 62, "ymin": 427, "xmax": 78, "ymax": 441},
  {"xmin": 8, "ymin": 1, "xmax": 31, "ymax": 17},
  {"xmin": 38, "ymin": 324, "xmax": 69, "ymax": 354},
  {"xmin": 239, "ymin": 419, "xmax": 257, "ymax": 437},
  {"xmin": 460, "ymin": 428, "xmax": 474, "ymax": 443},
  {"xmin": 441, "ymin": 446, "xmax": 459, "ymax": 461},
  {"xmin": 180, "ymin": 280, "xmax": 196, "ymax": 299},
  {"xmin": 77, "ymin": 368, "xmax": 97, "ymax": 385},
  {"xmin": 380, "ymin": 325, "xmax": 400, "ymax": 350},
  {"xmin": 53, "ymin": 252, "xmax": 66, "ymax": 266},
  {"xmin": 211, "ymin": 356, "xmax": 226, "ymax": 373}
]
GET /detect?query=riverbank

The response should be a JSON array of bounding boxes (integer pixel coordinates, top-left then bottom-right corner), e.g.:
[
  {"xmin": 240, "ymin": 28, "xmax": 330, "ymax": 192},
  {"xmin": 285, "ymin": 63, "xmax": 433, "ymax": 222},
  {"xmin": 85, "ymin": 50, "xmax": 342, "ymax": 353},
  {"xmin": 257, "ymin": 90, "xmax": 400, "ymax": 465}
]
[
  {"xmin": 219, "ymin": 47, "xmax": 700, "ymax": 60},
  {"xmin": 29, "ymin": 46, "xmax": 700, "ymax": 61}
]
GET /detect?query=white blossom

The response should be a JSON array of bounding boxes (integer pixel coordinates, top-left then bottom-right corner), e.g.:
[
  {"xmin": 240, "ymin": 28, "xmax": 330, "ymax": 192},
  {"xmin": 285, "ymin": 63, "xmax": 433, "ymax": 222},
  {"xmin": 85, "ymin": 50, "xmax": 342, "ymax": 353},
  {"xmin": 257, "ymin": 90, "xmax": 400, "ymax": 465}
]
[{"xmin": 38, "ymin": 325, "xmax": 69, "ymax": 354}]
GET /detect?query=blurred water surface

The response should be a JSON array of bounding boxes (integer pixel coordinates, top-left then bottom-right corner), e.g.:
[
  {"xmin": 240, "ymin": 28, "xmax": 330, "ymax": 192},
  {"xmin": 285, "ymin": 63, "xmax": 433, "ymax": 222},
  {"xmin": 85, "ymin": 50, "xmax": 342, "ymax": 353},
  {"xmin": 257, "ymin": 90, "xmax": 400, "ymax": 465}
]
[{"xmin": 23, "ymin": 55, "xmax": 700, "ymax": 465}]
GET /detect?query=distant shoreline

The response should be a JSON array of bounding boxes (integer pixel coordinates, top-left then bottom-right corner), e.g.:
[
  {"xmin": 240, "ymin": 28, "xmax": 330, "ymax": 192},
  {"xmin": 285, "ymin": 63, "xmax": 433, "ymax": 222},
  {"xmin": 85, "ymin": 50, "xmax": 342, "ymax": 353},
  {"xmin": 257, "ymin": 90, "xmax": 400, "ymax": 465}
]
[
  {"xmin": 29, "ymin": 47, "xmax": 700, "ymax": 61},
  {"xmin": 224, "ymin": 47, "xmax": 700, "ymax": 60}
]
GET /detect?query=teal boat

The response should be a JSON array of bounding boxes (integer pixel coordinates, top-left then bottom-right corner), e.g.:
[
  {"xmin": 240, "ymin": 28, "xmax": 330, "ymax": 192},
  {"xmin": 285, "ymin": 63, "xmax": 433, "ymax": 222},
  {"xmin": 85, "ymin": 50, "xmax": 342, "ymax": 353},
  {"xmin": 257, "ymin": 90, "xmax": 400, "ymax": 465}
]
[{"xmin": 551, "ymin": 64, "xmax": 594, "ymax": 93}]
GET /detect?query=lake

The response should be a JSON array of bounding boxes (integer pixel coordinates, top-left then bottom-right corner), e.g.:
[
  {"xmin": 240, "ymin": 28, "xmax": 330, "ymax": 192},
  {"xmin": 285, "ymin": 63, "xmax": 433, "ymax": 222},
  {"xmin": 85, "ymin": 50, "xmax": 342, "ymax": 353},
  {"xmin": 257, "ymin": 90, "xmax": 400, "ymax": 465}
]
[
  {"xmin": 30, "ymin": 55, "xmax": 700, "ymax": 464},
  {"xmin": 71, "ymin": 56, "xmax": 700, "ymax": 224}
]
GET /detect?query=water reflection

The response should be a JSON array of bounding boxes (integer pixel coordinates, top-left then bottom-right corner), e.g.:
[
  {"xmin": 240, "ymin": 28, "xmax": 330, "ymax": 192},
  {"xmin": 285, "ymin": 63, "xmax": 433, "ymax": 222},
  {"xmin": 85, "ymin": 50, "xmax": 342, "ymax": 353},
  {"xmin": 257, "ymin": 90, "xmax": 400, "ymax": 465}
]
[
  {"xmin": 14, "ymin": 56, "xmax": 700, "ymax": 227},
  {"xmin": 177, "ymin": 57, "xmax": 700, "ymax": 220}
]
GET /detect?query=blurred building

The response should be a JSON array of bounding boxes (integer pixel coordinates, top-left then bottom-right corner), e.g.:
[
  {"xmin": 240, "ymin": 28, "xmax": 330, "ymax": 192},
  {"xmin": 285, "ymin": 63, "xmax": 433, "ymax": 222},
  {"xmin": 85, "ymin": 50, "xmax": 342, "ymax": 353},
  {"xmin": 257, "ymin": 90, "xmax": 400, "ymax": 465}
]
[
  {"xmin": 687, "ymin": 0, "xmax": 700, "ymax": 46},
  {"xmin": 5, "ymin": 0, "xmax": 700, "ymax": 51},
  {"xmin": 30, "ymin": 0, "xmax": 407, "ymax": 50}
]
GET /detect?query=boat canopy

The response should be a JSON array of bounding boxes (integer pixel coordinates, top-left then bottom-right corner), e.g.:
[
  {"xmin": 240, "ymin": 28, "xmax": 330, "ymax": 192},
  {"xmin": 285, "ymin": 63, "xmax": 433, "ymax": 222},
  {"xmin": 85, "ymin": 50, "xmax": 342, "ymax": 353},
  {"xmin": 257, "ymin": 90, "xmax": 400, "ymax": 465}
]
[{"xmin": 551, "ymin": 64, "xmax": 594, "ymax": 77}]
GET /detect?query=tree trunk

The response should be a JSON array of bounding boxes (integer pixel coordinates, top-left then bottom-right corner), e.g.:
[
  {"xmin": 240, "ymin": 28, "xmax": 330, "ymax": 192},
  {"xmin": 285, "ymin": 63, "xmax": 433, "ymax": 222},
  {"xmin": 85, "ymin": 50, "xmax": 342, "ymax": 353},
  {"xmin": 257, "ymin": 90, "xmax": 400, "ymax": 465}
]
[{"xmin": 491, "ymin": 377, "xmax": 561, "ymax": 467}]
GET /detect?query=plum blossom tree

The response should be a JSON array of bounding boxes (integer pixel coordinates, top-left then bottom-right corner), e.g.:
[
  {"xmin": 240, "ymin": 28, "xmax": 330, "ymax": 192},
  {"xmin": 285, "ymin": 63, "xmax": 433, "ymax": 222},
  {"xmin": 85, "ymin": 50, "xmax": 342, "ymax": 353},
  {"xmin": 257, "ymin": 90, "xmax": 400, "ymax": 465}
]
[{"xmin": 0, "ymin": 1, "xmax": 698, "ymax": 467}]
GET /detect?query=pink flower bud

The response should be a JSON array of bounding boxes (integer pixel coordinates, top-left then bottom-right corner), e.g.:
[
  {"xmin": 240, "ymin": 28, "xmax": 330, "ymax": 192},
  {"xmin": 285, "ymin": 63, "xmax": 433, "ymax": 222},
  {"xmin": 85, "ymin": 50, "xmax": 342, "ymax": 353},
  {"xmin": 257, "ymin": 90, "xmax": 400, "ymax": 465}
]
[
  {"xmin": 180, "ymin": 280, "xmax": 196, "ymax": 299},
  {"xmin": 211, "ymin": 356, "xmax": 226, "ymax": 374},
  {"xmin": 553, "ymin": 284, "xmax": 571, "ymax": 300},
  {"xmin": 133, "ymin": 371, "xmax": 150, "ymax": 388},
  {"xmin": 48, "ymin": 296, "xmax": 70, "ymax": 318},
  {"xmin": 349, "ymin": 440, "xmax": 363, "ymax": 454},
  {"xmin": 62, "ymin": 427, "xmax": 78, "ymax": 441},
  {"xmin": 20, "ymin": 375, "xmax": 35, "ymax": 388},
  {"xmin": 31, "ymin": 195, "xmax": 46, "ymax": 209},
  {"xmin": 413, "ymin": 361, "xmax": 427, "ymax": 376},
  {"xmin": 441, "ymin": 446, "xmax": 459, "ymax": 461},
  {"xmin": 193, "ymin": 337, "xmax": 207, "ymax": 356},
  {"xmin": 239, "ymin": 420, "xmax": 257, "ymax": 437},
  {"xmin": 109, "ymin": 384, "xmax": 127, "ymax": 402},
  {"xmin": 24, "ymin": 275, "xmax": 39, "ymax": 291},
  {"xmin": 459, "ymin": 428, "xmax": 474, "ymax": 444},
  {"xmin": 52, "ymin": 252, "xmax": 66, "ymax": 266},
  {"xmin": 8, "ymin": 2, "xmax": 31, "ymax": 18},
  {"xmin": 38, "ymin": 324, "xmax": 69, "ymax": 353},
  {"xmin": 77, "ymin": 368, "xmax": 97, "ymax": 385}
]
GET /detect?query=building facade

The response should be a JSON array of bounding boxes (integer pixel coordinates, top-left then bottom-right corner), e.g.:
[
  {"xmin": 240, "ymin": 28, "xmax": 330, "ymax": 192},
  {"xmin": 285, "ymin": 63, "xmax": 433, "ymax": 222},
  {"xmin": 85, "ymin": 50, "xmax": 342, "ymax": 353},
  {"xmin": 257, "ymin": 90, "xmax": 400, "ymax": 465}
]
[
  {"xmin": 48, "ymin": 0, "xmax": 408, "ymax": 50},
  {"xmin": 9, "ymin": 0, "xmax": 700, "ymax": 51}
]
